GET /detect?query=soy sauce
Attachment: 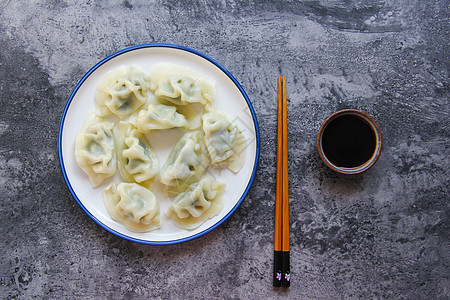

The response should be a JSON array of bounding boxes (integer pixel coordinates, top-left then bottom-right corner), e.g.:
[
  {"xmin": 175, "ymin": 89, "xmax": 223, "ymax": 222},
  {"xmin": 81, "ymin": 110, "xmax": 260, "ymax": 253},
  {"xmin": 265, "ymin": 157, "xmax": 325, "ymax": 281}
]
[{"xmin": 322, "ymin": 114, "xmax": 376, "ymax": 168}]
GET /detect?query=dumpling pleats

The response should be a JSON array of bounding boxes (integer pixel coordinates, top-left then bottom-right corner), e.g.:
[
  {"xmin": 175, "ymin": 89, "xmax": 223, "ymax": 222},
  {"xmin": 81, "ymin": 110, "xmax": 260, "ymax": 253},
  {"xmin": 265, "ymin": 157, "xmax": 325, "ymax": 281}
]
[
  {"xmin": 166, "ymin": 176, "xmax": 225, "ymax": 230},
  {"xmin": 159, "ymin": 130, "xmax": 210, "ymax": 195},
  {"xmin": 149, "ymin": 63, "xmax": 215, "ymax": 106},
  {"xmin": 202, "ymin": 108, "xmax": 247, "ymax": 172},
  {"xmin": 75, "ymin": 112, "xmax": 116, "ymax": 187},
  {"xmin": 104, "ymin": 183, "xmax": 161, "ymax": 232},
  {"xmin": 95, "ymin": 65, "xmax": 150, "ymax": 118},
  {"xmin": 116, "ymin": 121, "xmax": 159, "ymax": 187}
]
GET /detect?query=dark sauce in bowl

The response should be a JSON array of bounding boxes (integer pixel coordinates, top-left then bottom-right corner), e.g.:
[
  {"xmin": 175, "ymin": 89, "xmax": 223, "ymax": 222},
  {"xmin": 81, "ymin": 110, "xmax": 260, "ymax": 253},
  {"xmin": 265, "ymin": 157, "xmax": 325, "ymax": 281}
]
[{"xmin": 322, "ymin": 114, "xmax": 376, "ymax": 168}]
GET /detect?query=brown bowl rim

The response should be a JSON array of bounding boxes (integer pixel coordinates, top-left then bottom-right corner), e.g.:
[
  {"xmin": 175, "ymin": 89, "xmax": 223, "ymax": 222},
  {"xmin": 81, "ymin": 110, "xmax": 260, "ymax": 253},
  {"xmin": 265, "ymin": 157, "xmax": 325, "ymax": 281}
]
[{"xmin": 316, "ymin": 109, "xmax": 383, "ymax": 174}]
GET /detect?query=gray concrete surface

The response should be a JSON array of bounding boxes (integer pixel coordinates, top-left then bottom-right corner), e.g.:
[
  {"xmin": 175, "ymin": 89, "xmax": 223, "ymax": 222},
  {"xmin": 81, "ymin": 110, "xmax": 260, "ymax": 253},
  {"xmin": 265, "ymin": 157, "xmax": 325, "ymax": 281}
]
[{"xmin": 0, "ymin": 0, "xmax": 448, "ymax": 299}]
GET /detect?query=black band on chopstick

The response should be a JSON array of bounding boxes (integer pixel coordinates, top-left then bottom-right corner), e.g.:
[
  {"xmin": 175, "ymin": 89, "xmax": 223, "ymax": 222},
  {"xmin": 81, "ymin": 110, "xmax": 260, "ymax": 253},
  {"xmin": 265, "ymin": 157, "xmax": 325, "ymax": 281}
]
[
  {"xmin": 273, "ymin": 251, "xmax": 283, "ymax": 287},
  {"xmin": 282, "ymin": 251, "xmax": 290, "ymax": 287}
]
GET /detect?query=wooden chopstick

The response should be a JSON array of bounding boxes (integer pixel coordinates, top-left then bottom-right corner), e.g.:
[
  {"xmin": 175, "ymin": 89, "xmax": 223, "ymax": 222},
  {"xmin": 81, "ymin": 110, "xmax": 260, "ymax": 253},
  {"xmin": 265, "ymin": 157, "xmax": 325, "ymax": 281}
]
[
  {"xmin": 273, "ymin": 76, "xmax": 290, "ymax": 287},
  {"xmin": 273, "ymin": 76, "xmax": 283, "ymax": 287},
  {"xmin": 281, "ymin": 76, "xmax": 290, "ymax": 287}
]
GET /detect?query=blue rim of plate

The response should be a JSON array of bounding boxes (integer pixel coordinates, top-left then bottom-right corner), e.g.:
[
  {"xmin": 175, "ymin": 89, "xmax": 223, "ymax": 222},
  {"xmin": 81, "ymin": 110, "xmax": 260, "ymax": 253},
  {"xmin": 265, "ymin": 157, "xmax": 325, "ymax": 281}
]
[{"xmin": 58, "ymin": 43, "xmax": 261, "ymax": 245}]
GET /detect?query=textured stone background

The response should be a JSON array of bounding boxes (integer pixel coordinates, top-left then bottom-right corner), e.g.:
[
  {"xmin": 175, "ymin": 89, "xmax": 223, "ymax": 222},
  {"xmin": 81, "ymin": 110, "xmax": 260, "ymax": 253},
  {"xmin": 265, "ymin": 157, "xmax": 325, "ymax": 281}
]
[{"xmin": 0, "ymin": 0, "xmax": 448, "ymax": 299}]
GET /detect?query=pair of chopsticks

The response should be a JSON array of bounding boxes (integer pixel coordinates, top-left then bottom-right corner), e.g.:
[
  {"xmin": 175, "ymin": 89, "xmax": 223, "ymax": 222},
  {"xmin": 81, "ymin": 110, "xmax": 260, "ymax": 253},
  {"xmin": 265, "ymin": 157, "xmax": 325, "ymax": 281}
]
[{"xmin": 273, "ymin": 76, "xmax": 290, "ymax": 287}]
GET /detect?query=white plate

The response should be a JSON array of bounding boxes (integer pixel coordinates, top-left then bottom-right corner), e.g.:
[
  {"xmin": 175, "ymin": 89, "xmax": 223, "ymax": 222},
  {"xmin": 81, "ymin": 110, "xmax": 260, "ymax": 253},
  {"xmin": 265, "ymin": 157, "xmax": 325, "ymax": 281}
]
[{"xmin": 58, "ymin": 44, "xmax": 260, "ymax": 245}]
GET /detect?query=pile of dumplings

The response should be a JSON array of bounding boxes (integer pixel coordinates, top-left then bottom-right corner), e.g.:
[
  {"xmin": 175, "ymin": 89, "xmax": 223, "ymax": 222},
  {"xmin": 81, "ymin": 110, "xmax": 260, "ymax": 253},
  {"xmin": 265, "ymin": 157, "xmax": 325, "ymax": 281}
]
[{"xmin": 74, "ymin": 63, "xmax": 247, "ymax": 232}]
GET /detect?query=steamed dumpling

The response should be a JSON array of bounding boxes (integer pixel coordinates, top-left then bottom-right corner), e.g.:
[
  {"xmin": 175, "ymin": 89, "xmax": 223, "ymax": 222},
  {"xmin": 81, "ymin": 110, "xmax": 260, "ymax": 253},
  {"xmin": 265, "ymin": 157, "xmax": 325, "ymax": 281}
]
[
  {"xmin": 135, "ymin": 103, "xmax": 189, "ymax": 132},
  {"xmin": 134, "ymin": 102, "xmax": 203, "ymax": 133},
  {"xmin": 104, "ymin": 183, "xmax": 161, "ymax": 232},
  {"xmin": 202, "ymin": 108, "xmax": 247, "ymax": 172},
  {"xmin": 75, "ymin": 112, "xmax": 116, "ymax": 187},
  {"xmin": 95, "ymin": 65, "xmax": 150, "ymax": 118},
  {"xmin": 149, "ymin": 63, "xmax": 215, "ymax": 106},
  {"xmin": 166, "ymin": 176, "xmax": 225, "ymax": 229},
  {"xmin": 159, "ymin": 130, "xmax": 210, "ymax": 193},
  {"xmin": 116, "ymin": 122, "xmax": 159, "ymax": 187}
]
